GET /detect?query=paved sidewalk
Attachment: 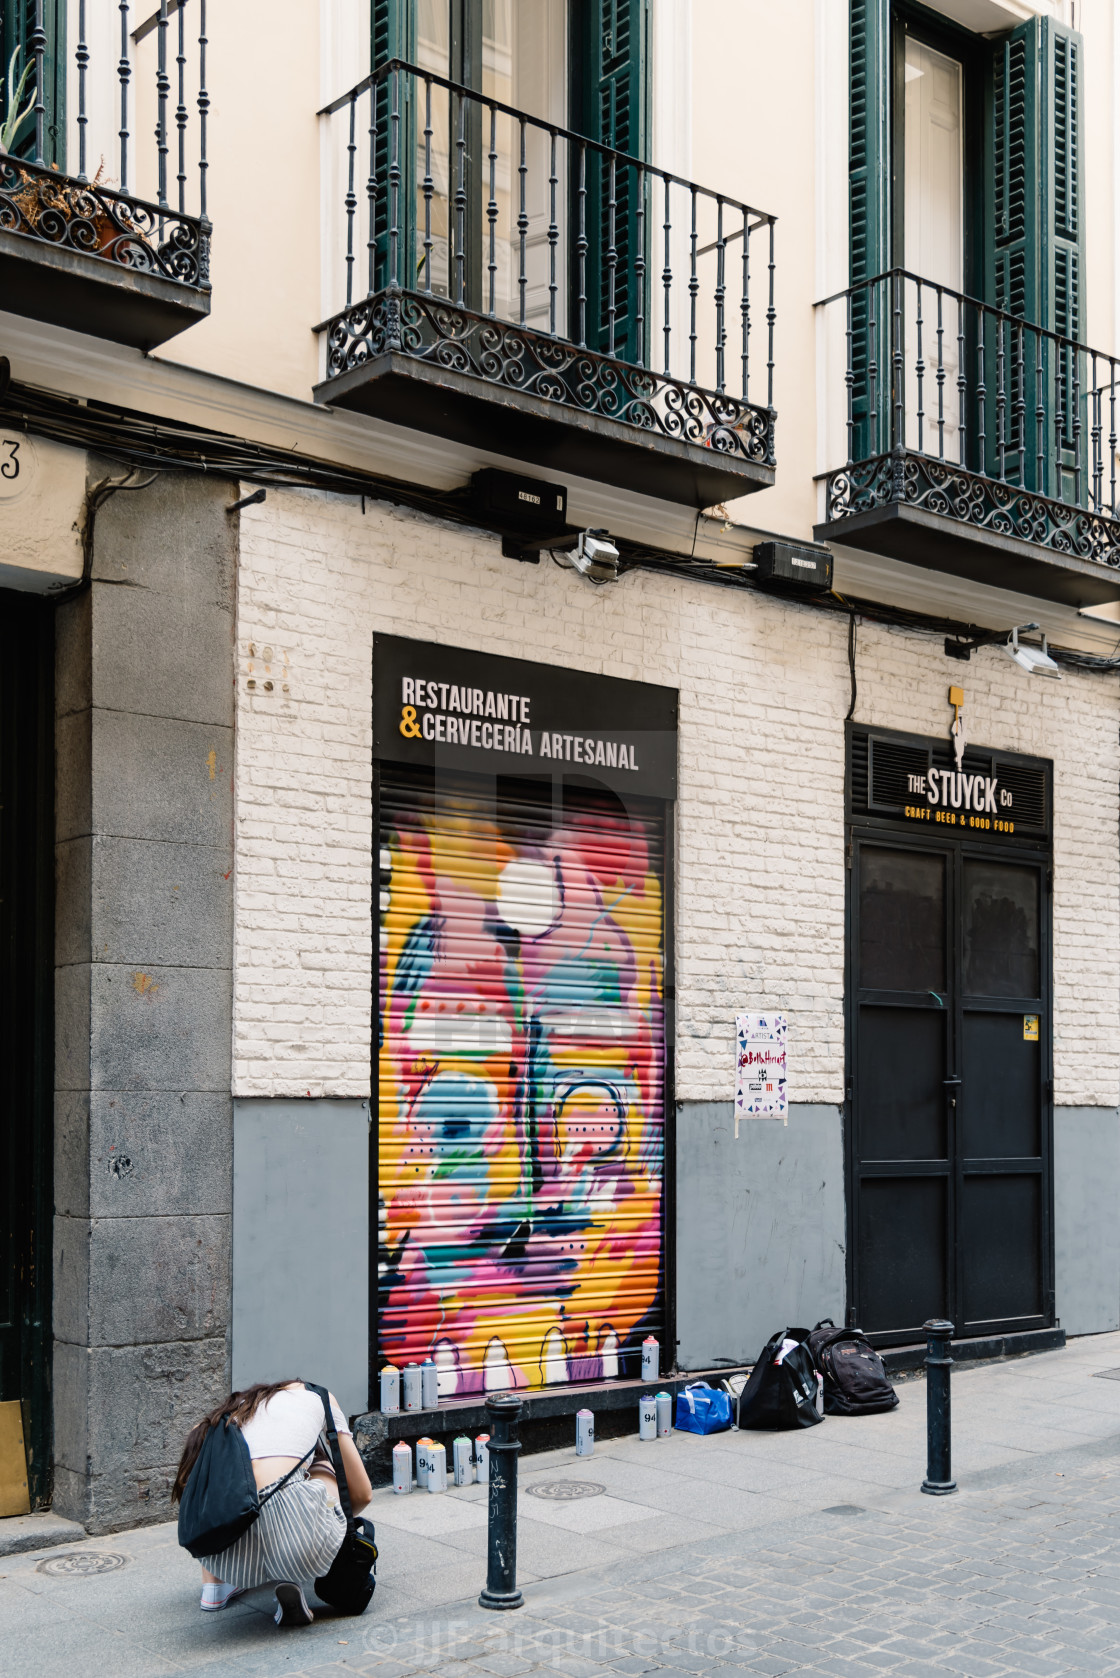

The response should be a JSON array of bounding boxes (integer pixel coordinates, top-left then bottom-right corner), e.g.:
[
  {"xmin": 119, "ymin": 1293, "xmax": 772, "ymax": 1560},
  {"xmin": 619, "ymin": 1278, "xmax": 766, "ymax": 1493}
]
[{"xmin": 4, "ymin": 1333, "xmax": 1120, "ymax": 1677}]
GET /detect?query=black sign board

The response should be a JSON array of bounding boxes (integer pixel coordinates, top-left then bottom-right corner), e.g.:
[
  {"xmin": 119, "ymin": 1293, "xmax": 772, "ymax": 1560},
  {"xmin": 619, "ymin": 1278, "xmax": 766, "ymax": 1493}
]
[
  {"xmin": 851, "ymin": 728, "xmax": 1051, "ymax": 843},
  {"xmin": 373, "ymin": 635, "xmax": 679, "ymax": 799}
]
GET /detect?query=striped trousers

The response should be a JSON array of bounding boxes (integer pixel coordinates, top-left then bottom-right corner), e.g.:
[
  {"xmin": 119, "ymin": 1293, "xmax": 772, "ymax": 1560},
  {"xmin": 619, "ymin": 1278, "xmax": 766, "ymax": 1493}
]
[{"xmin": 198, "ymin": 1470, "xmax": 346, "ymax": 1588}]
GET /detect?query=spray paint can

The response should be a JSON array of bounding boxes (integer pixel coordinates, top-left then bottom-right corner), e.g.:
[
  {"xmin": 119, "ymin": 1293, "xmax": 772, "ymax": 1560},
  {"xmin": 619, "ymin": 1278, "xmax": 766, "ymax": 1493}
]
[
  {"xmin": 576, "ymin": 1408, "xmax": 595, "ymax": 1457},
  {"xmin": 421, "ymin": 1357, "xmax": 439, "ymax": 1409},
  {"xmin": 402, "ymin": 1363, "xmax": 422, "ymax": 1411},
  {"xmin": 475, "ymin": 1433, "xmax": 490, "ymax": 1483},
  {"xmin": 380, "ymin": 1364, "xmax": 400, "ymax": 1414},
  {"xmin": 415, "ymin": 1436, "xmax": 434, "ymax": 1489},
  {"xmin": 642, "ymin": 1336, "xmax": 659, "ymax": 1381},
  {"xmin": 392, "ymin": 1440, "xmax": 412, "ymax": 1494},
  {"xmin": 639, "ymin": 1394, "xmax": 658, "ymax": 1441},
  {"xmin": 655, "ymin": 1391, "xmax": 672, "ymax": 1437},
  {"xmin": 427, "ymin": 1441, "xmax": 447, "ymax": 1492},
  {"xmin": 453, "ymin": 1435, "xmax": 474, "ymax": 1485}
]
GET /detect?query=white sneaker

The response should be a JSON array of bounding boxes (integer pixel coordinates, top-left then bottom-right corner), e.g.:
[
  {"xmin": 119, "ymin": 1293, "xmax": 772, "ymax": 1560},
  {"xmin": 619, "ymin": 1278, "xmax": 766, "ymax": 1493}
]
[
  {"xmin": 273, "ymin": 1582, "xmax": 314, "ymax": 1627},
  {"xmin": 200, "ymin": 1582, "xmax": 246, "ymax": 1611}
]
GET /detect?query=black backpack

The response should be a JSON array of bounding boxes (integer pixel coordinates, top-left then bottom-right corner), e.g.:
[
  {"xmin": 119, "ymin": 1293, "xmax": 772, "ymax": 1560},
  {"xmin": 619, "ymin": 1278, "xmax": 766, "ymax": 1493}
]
[
  {"xmin": 736, "ymin": 1326, "xmax": 823, "ymax": 1430},
  {"xmin": 807, "ymin": 1320, "xmax": 899, "ymax": 1416},
  {"xmin": 177, "ymin": 1413, "xmax": 314, "ymax": 1559}
]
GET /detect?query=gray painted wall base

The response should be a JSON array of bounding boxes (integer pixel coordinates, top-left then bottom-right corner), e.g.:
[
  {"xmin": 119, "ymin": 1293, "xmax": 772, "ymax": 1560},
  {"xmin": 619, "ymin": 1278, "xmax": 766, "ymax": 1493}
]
[
  {"xmin": 233, "ymin": 1098, "xmax": 370, "ymax": 1417},
  {"xmin": 1054, "ymin": 1106, "xmax": 1120, "ymax": 1336},
  {"xmin": 675, "ymin": 1102, "xmax": 845, "ymax": 1368}
]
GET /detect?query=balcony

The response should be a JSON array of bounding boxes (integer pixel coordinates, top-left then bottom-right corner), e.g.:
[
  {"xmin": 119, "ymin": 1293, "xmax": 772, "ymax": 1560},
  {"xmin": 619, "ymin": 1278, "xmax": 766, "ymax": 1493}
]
[
  {"xmin": 815, "ymin": 271, "xmax": 1120, "ymax": 607},
  {"xmin": 0, "ymin": 2, "xmax": 211, "ymax": 351},
  {"xmin": 316, "ymin": 61, "xmax": 776, "ymax": 508}
]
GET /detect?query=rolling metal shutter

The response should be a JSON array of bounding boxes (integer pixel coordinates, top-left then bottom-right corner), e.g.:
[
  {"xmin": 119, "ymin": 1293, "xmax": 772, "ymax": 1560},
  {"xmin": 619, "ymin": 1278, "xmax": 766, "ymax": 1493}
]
[{"xmin": 377, "ymin": 766, "xmax": 666, "ymax": 1396}]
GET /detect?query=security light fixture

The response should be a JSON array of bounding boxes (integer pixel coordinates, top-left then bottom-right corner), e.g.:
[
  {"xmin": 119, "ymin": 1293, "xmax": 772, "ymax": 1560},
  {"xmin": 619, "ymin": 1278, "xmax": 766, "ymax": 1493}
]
[
  {"xmin": 557, "ymin": 528, "xmax": 620, "ymax": 584},
  {"xmin": 1005, "ymin": 623, "xmax": 1062, "ymax": 680}
]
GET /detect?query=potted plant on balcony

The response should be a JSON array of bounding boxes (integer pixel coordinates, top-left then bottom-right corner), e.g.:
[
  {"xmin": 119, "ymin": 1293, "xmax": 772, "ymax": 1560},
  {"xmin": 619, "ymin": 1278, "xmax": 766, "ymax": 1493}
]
[
  {"xmin": 1, "ymin": 50, "xmax": 147, "ymax": 268},
  {"xmin": 0, "ymin": 46, "xmax": 35, "ymax": 152}
]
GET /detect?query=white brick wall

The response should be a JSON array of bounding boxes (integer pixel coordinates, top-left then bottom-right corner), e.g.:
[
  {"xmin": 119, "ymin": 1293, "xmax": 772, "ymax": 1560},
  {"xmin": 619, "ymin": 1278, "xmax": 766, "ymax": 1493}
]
[{"xmin": 234, "ymin": 488, "xmax": 1120, "ymax": 1109}]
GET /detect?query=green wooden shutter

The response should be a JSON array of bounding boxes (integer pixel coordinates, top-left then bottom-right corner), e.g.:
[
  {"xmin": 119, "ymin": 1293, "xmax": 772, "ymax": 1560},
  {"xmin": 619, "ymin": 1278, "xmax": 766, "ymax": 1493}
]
[
  {"xmin": 983, "ymin": 18, "xmax": 1084, "ymax": 494},
  {"xmin": 1041, "ymin": 17, "xmax": 1084, "ymax": 479},
  {"xmin": 986, "ymin": 23, "xmax": 1040, "ymax": 328},
  {"xmin": 369, "ymin": 0, "xmax": 414, "ymax": 294},
  {"xmin": 1042, "ymin": 21, "xmax": 1083, "ymax": 348},
  {"xmin": 574, "ymin": 0, "xmax": 649, "ymax": 364},
  {"xmin": 849, "ymin": 0, "xmax": 889, "ymax": 458},
  {"xmin": 1, "ymin": 0, "xmax": 66, "ymax": 169}
]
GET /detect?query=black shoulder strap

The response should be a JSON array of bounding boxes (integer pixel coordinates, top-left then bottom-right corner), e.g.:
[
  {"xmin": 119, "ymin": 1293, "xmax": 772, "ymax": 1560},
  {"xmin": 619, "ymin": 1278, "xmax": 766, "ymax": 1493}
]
[
  {"xmin": 305, "ymin": 1382, "xmax": 354, "ymax": 1529},
  {"xmin": 256, "ymin": 1444, "xmax": 316, "ymax": 1506}
]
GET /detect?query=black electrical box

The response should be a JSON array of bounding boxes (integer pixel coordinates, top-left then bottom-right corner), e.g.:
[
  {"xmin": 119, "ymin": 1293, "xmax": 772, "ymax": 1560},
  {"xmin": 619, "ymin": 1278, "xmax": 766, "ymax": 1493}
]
[
  {"xmin": 471, "ymin": 468, "xmax": 567, "ymax": 532},
  {"xmin": 753, "ymin": 541, "xmax": 833, "ymax": 592}
]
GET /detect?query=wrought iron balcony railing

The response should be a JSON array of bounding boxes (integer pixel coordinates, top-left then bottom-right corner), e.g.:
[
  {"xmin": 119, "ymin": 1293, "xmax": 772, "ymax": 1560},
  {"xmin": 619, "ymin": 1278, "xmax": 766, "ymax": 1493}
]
[
  {"xmin": 0, "ymin": 0, "xmax": 211, "ymax": 349},
  {"xmin": 815, "ymin": 270, "xmax": 1120, "ymax": 605},
  {"xmin": 317, "ymin": 60, "xmax": 777, "ymax": 507}
]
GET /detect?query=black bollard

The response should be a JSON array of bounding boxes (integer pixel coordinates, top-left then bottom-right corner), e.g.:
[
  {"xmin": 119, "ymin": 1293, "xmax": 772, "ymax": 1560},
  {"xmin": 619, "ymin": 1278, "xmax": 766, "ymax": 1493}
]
[
  {"xmin": 479, "ymin": 1393, "xmax": 524, "ymax": 1610},
  {"xmin": 921, "ymin": 1318, "xmax": 957, "ymax": 1495}
]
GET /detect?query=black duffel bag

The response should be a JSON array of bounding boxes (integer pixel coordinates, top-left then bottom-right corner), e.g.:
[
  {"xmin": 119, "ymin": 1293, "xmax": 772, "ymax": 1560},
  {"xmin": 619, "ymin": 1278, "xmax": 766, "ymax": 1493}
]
[
  {"xmin": 304, "ymin": 1384, "xmax": 378, "ymax": 1615},
  {"xmin": 806, "ymin": 1320, "xmax": 899, "ymax": 1416},
  {"xmin": 736, "ymin": 1327, "xmax": 823, "ymax": 1430}
]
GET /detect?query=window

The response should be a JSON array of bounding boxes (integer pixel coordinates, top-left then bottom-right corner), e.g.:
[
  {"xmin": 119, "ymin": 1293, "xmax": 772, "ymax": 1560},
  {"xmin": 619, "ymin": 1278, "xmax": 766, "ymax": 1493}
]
[
  {"xmin": 852, "ymin": 0, "xmax": 1084, "ymax": 338},
  {"xmin": 369, "ymin": 0, "xmax": 649, "ymax": 361},
  {"xmin": 410, "ymin": 0, "xmax": 568, "ymax": 326},
  {"xmin": 849, "ymin": 0, "xmax": 1086, "ymax": 492}
]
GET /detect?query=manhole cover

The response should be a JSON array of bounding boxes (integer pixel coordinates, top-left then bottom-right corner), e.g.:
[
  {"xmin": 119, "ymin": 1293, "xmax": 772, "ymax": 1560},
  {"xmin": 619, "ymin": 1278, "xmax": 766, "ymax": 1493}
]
[
  {"xmin": 1092, "ymin": 1368, "xmax": 1120, "ymax": 1381},
  {"xmin": 526, "ymin": 1480, "xmax": 605, "ymax": 1501},
  {"xmin": 37, "ymin": 1551, "xmax": 129, "ymax": 1577},
  {"xmin": 823, "ymin": 1504, "xmax": 866, "ymax": 1516}
]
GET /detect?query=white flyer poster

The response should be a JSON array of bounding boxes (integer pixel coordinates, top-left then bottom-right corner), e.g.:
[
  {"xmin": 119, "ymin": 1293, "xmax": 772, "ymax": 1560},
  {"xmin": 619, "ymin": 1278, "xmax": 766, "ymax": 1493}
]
[{"xmin": 735, "ymin": 1013, "xmax": 788, "ymax": 1130}]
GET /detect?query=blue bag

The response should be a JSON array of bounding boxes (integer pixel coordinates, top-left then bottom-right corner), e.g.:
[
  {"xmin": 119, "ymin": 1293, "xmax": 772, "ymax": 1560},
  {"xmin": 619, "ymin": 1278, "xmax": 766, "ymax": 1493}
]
[{"xmin": 674, "ymin": 1381, "xmax": 733, "ymax": 1435}]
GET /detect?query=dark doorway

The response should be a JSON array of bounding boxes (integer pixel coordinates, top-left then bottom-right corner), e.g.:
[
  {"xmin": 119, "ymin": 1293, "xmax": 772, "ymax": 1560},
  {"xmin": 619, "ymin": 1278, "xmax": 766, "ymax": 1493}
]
[
  {"xmin": 0, "ymin": 591, "xmax": 54, "ymax": 1506},
  {"xmin": 850, "ymin": 833, "xmax": 1052, "ymax": 1344}
]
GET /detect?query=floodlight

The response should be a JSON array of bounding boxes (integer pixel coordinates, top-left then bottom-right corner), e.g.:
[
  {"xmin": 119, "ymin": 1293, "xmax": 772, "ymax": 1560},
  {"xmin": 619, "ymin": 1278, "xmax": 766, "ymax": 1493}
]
[
  {"xmin": 1005, "ymin": 624, "xmax": 1062, "ymax": 679},
  {"xmin": 558, "ymin": 528, "xmax": 620, "ymax": 584}
]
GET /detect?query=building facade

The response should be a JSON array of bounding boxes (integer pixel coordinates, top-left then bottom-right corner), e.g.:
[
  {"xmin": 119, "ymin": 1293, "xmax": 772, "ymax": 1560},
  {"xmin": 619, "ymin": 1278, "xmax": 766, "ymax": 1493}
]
[{"xmin": 2, "ymin": 0, "xmax": 1119, "ymax": 1531}]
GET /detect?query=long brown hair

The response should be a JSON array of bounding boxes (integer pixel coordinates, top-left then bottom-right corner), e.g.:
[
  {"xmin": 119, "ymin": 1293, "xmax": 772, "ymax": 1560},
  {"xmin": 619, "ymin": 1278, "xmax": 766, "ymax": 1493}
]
[{"xmin": 172, "ymin": 1379, "xmax": 301, "ymax": 1502}]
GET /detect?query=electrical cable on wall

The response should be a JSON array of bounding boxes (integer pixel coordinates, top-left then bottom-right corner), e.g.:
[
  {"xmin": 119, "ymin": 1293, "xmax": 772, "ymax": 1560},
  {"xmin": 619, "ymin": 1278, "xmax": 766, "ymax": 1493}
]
[{"xmin": 4, "ymin": 374, "xmax": 1119, "ymax": 675}]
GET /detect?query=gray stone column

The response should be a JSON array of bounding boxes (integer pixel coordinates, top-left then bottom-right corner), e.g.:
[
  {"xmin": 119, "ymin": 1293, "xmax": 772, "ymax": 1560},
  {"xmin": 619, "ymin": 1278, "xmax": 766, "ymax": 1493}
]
[{"xmin": 52, "ymin": 468, "xmax": 236, "ymax": 1532}]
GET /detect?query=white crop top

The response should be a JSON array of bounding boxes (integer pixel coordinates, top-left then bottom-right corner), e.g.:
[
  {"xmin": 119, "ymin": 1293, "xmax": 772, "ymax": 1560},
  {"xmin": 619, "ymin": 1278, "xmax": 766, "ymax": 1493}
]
[{"xmin": 240, "ymin": 1386, "xmax": 351, "ymax": 1462}]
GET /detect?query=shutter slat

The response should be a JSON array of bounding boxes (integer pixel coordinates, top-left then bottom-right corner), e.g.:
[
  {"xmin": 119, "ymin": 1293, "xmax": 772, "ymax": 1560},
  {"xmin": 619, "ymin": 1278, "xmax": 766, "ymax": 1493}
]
[{"xmin": 378, "ymin": 767, "xmax": 667, "ymax": 1394}]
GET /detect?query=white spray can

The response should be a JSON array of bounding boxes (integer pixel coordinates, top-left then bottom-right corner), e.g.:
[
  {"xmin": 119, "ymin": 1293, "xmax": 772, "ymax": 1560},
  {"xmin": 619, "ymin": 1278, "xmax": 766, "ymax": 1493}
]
[
  {"xmin": 639, "ymin": 1394, "xmax": 658, "ymax": 1440},
  {"xmin": 576, "ymin": 1408, "xmax": 595, "ymax": 1457},
  {"xmin": 656, "ymin": 1391, "xmax": 672, "ymax": 1437},
  {"xmin": 475, "ymin": 1433, "xmax": 490, "ymax": 1483},
  {"xmin": 421, "ymin": 1357, "xmax": 439, "ymax": 1409},
  {"xmin": 392, "ymin": 1440, "xmax": 412, "ymax": 1493},
  {"xmin": 380, "ymin": 1364, "xmax": 400, "ymax": 1414},
  {"xmin": 642, "ymin": 1336, "xmax": 659, "ymax": 1381},
  {"xmin": 453, "ymin": 1435, "xmax": 474, "ymax": 1485},
  {"xmin": 427, "ymin": 1441, "xmax": 447, "ymax": 1492},
  {"xmin": 415, "ymin": 1436, "xmax": 434, "ymax": 1489},
  {"xmin": 402, "ymin": 1363, "xmax": 422, "ymax": 1411}
]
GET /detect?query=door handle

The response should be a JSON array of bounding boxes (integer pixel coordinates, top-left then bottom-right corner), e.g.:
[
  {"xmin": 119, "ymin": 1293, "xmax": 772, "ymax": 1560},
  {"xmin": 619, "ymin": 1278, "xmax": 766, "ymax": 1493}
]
[{"xmin": 943, "ymin": 1077, "xmax": 962, "ymax": 1087}]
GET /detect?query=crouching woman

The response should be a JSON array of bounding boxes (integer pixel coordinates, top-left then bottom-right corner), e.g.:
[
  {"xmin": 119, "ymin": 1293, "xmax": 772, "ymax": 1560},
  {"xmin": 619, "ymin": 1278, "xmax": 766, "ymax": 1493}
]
[{"xmin": 173, "ymin": 1380, "xmax": 373, "ymax": 1627}]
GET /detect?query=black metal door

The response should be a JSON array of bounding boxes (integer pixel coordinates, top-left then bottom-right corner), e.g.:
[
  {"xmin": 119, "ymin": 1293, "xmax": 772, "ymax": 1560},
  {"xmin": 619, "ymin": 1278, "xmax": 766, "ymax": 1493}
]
[
  {"xmin": 851, "ymin": 835, "xmax": 1051, "ymax": 1343},
  {"xmin": 0, "ymin": 591, "xmax": 54, "ymax": 1506}
]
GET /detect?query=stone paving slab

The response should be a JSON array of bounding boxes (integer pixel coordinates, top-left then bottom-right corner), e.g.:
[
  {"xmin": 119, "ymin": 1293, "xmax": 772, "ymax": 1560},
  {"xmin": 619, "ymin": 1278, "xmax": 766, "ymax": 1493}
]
[{"xmin": 3, "ymin": 1335, "xmax": 1120, "ymax": 1676}]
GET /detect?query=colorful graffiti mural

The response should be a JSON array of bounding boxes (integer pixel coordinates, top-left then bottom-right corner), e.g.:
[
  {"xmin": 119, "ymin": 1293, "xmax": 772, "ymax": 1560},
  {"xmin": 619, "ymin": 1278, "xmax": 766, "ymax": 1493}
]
[{"xmin": 378, "ymin": 775, "xmax": 665, "ymax": 1394}]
